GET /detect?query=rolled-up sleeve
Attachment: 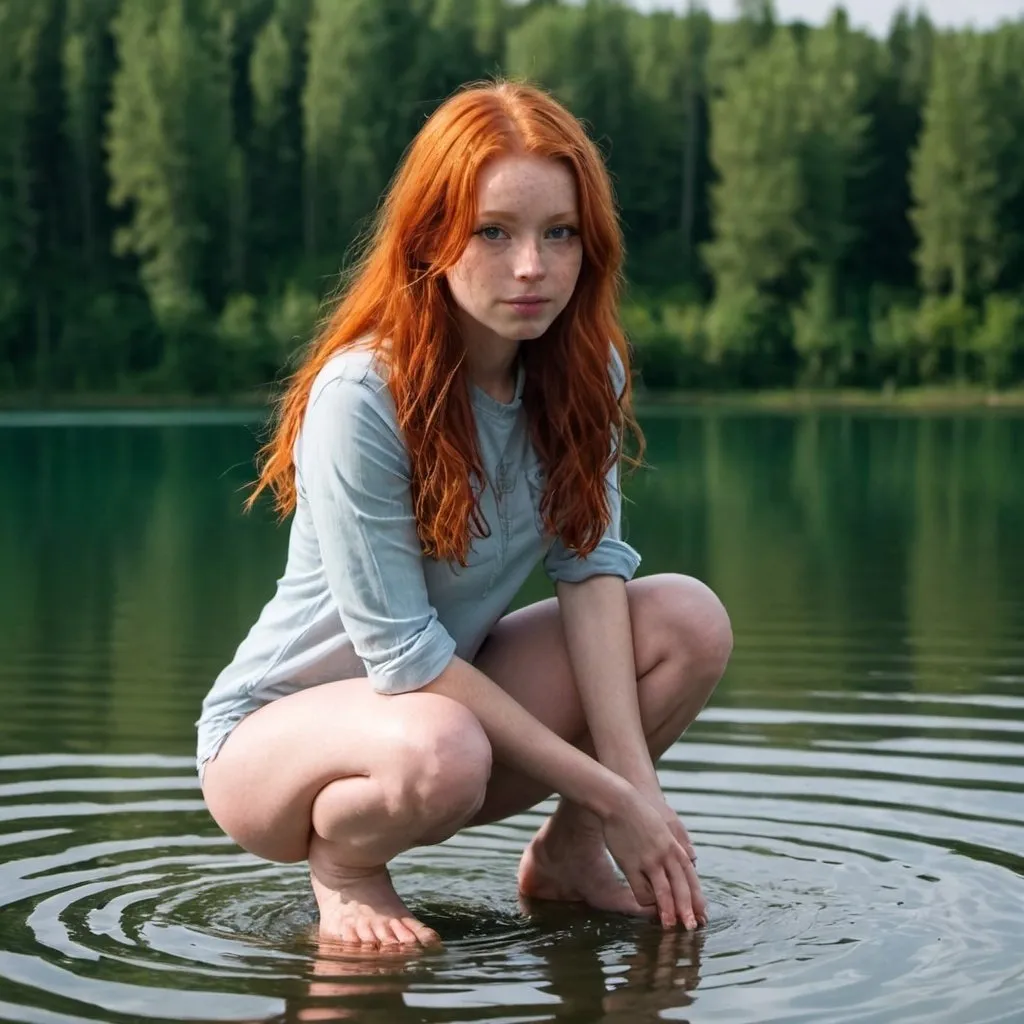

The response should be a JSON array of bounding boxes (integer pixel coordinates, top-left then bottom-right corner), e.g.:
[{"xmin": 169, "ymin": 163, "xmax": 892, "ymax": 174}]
[
  {"xmin": 543, "ymin": 344, "xmax": 642, "ymax": 584},
  {"xmin": 300, "ymin": 377, "xmax": 456, "ymax": 693}
]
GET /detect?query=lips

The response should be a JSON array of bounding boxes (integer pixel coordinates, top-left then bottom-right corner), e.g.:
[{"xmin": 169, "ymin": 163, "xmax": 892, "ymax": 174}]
[{"xmin": 505, "ymin": 297, "xmax": 549, "ymax": 316}]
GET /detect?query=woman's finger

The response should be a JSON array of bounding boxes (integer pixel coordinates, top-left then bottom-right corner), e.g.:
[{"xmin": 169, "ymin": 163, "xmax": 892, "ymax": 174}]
[
  {"xmin": 681, "ymin": 858, "xmax": 708, "ymax": 926},
  {"xmin": 623, "ymin": 865, "xmax": 656, "ymax": 908},
  {"xmin": 665, "ymin": 855, "xmax": 696, "ymax": 930},
  {"xmin": 646, "ymin": 867, "xmax": 677, "ymax": 929}
]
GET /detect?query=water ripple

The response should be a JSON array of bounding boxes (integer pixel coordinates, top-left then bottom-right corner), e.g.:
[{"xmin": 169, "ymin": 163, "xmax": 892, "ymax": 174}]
[{"xmin": 1, "ymin": 688, "xmax": 1022, "ymax": 1024}]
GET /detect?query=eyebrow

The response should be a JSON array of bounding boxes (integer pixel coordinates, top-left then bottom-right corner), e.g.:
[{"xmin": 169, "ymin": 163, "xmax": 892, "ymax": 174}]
[{"xmin": 476, "ymin": 210, "xmax": 579, "ymax": 222}]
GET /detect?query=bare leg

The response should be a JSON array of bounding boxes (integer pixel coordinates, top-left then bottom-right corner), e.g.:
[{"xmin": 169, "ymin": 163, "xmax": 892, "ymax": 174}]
[
  {"xmin": 201, "ymin": 682, "xmax": 492, "ymax": 948},
  {"xmin": 200, "ymin": 573, "xmax": 730, "ymax": 942},
  {"xmin": 469, "ymin": 573, "xmax": 733, "ymax": 914}
]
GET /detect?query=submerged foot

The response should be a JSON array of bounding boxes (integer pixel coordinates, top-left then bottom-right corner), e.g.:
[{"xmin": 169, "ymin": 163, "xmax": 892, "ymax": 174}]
[
  {"xmin": 310, "ymin": 864, "xmax": 441, "ymax": 950},
  {"xmin": 517, "ymin": 817, "xmax": 655, "ymax": 918}
]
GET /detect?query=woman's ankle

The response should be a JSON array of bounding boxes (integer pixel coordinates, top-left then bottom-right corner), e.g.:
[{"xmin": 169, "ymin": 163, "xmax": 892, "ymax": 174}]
[
  {"xmin": 307, "ymin": 831, "xmax": 394, "ymax": 886},
  {"xmin": 539, "ymin": 799, "xmax": 605, "ymax": 852}
]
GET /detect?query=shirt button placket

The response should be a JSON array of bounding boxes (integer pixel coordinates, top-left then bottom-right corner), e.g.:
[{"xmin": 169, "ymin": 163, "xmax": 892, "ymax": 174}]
[{"xmin": 497, "ymin": 461, "xmax": 512, "ymax": 550}]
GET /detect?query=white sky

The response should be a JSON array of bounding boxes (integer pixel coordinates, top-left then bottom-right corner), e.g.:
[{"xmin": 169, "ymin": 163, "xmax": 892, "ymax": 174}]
[{"xmin": 628, "ymin": 0, "xmax": 1023, "ymax": 37}]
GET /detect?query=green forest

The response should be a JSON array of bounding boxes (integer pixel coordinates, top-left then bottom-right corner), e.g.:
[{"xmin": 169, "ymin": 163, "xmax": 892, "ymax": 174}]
[{"xmin": 1, "ymin": 0, "xmax": 1023, "ymax": 399}]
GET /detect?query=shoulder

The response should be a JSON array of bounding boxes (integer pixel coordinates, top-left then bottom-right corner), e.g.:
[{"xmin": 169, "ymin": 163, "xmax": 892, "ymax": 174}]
[
  {"xmin": 307, "ymin": 343, "xmax": 397, "ymax": 425},
  {"xmin": 301, "ymin": 343, "xmax": 403, "ymax": 457},
  {"xmin": 308, "ymin": 342, "xmax": 390, "ymax": 408}
]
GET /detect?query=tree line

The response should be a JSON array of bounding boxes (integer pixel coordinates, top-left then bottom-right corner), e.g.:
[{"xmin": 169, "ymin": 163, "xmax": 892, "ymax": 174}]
[{"xmin": 1, "ymin": 0, "xmax": 1022, "ymax": 397}]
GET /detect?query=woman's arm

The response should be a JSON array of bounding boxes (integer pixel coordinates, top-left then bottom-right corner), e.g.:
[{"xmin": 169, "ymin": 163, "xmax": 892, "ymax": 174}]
[
  {"xmin": 423, "ymin": 654, "xmax": 627, "ymax": 815},
  {"xmin": 555, "ymin": 573, "xmax": 703, "ymax": 922},
  {"xmin": 420, "ymin": 654, "xmax": 701, "ymax": 929},
  {"xmin": 537, "ymin": 350, "xmax": 701, "ymax": 882},
  {"xmin": 553, "ymin": 574, "xmax": 659, "ymax": 794}
]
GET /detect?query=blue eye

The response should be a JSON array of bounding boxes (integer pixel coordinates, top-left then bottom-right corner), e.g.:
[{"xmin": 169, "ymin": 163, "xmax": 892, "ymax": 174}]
[
  {"xmin": 476, "ymin": 225, "xmax": 507, "ymax": 241},
  {"xmin": 548, "ymin": 225, "xmax": 579, "ymax": 240}
]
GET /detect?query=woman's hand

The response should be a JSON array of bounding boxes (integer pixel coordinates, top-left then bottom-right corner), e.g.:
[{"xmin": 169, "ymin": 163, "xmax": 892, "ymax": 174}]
[
  {"xmin": 641, "ymin": 787, "xmax": 700, "ymax": 867},
  {"xmin": 416, "ymin": 656, "xmax": 707, "ymax": 931},
  {"xmin": 601, "ymin": 782, "xmax": 707, "ymax": 931},
  {"xmin": 625, "ymin": 771, "xmax": 701, "ymax": 868}
]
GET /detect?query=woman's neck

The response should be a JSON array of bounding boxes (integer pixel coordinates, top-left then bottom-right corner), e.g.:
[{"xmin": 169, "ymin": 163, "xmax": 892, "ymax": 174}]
[{"xmin": 461, "ymin": 333, "xmax": 520, "ymax": 405}]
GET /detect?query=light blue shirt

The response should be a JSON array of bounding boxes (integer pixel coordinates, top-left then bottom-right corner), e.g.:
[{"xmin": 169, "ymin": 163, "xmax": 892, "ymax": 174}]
[{"xmin": 196, "ymin": 345, "xmax": 641, "ymax": 773}]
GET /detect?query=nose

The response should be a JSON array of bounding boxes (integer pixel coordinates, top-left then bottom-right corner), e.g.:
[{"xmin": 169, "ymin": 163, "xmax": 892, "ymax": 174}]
[{"xmin": 513, "ymin": 238, "xmax": 545, "ymax": 281}]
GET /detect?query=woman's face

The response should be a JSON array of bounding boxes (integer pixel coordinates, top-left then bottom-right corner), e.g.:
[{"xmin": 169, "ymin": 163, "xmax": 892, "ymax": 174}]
[{"xmin": 445, "ymin": 153, "xmax": 583, "ymax": 349}]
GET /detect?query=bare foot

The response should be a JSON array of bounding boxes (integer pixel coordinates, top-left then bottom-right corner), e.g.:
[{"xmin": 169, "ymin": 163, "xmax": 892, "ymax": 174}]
[
  {"xmin": 310, "ymin": 863, "xmax": 441, "ymax": 950},
  {"xmin": 517, "ymin": 817, "xmax": 655, "ymax": 918}
]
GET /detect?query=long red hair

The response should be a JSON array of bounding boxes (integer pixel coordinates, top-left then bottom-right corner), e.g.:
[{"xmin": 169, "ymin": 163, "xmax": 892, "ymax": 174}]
[{"xmin": 246, "ymin": 79, "xmax": 644, "ymax": 565}]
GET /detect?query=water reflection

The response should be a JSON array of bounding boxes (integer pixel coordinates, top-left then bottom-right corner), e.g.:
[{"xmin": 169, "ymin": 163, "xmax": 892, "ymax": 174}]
[
  {"xmin": 1, "ymin": 408, "xmax": 1023, "ymax": 1022},
  {"xmin": 277, "ymin": 923, "xmax": 702, "ymax": 1023}
]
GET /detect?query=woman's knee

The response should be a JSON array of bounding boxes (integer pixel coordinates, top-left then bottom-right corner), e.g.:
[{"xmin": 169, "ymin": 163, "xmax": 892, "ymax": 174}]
[
  {"xmin": 636, "ymin": 573, "xmax": 734, "ymax": 685},
  {"xmin": 388, "ymin": 695, "xmax": 493, "ymax": 832}
]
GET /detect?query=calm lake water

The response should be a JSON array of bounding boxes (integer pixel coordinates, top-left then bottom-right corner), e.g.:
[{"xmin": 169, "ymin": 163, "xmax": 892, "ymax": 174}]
[{"xmin": 1, "ymin": 406, "xmax": 1023, "ymax": 1023}]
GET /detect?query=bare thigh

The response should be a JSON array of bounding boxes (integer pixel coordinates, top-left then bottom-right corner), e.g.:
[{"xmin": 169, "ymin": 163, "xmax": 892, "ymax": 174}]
[{"xmin": 200, "ymin": 680, "xmax": 489, "ymax": 864}]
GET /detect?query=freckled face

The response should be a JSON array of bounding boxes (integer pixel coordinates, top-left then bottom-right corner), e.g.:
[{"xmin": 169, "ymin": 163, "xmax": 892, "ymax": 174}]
[{"xmin": 445, "ymin": 153, "xmax": 584, "ymax": 347}]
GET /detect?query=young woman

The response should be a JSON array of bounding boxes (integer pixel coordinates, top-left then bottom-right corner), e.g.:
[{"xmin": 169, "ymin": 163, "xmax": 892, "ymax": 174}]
[{"xmin": 197, "ymin": 80, "xmax": 733, "ymax": 951}]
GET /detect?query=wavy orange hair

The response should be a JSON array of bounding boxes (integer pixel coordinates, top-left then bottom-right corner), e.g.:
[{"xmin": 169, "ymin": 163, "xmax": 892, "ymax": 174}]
[{"xmin": 246, "ymin": 79, "xmax": 644, "ymax": 565}]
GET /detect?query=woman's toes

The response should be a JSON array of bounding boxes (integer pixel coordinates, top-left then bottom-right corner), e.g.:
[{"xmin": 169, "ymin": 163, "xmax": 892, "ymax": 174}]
[{"xmin": 388, "ymin": 918, "xmax": 418, "ymax": 945}]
